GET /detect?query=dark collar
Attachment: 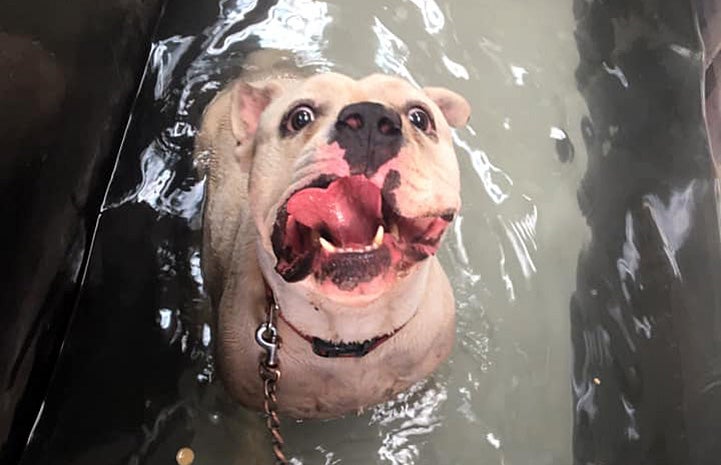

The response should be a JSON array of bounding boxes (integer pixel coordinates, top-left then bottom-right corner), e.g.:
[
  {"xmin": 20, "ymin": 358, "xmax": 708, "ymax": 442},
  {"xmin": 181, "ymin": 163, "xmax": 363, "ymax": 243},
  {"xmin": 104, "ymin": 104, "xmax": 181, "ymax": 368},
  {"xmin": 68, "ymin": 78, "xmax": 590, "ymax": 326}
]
[{"xmin": 278, "ymin": 311, "xmax": 396, "ymax": 358}]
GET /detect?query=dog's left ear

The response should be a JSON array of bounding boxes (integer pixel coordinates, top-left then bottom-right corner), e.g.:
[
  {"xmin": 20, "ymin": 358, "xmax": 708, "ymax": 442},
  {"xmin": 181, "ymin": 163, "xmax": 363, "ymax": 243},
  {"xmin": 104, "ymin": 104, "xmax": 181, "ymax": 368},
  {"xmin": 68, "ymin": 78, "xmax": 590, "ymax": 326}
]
[
  {"xmin": 230, "ymin": 80, "xmax": 282, "ymax": 143},
  {"xmin": 423, "ymin": 87, "xmax": 471, "ymax": 128}
]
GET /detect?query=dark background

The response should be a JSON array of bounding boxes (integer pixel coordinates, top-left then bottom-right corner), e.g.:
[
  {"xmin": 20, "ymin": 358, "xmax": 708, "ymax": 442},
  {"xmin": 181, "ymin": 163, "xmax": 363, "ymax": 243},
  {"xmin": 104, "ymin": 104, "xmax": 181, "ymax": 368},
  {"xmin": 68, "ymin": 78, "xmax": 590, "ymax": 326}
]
[
  {"xmin": 0, "ymin": 1, "xmax": 164, "ymax": 463},
  {"xmin": 572, "ymin": 1, "xmax": 721, "ymax": 464},
  {"xmin": 2, "ymin": 0, "xmax": 721, "ymax": 464}
]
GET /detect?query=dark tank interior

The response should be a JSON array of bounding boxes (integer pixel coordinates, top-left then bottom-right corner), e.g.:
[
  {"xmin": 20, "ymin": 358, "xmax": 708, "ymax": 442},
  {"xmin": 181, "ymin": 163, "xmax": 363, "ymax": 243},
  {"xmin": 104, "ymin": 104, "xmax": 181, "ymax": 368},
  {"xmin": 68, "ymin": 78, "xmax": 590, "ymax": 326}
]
[{"xmin": 2, "ymin": 1, "xmax": 721, "ymax": 464}]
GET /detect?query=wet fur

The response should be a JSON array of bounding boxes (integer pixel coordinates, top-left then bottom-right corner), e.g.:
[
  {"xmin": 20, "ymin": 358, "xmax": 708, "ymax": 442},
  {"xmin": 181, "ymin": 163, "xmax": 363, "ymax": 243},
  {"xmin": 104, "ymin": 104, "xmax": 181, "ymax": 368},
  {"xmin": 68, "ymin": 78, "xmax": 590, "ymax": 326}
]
[{"xmin": 195, "ymin": 54, "xmax": 469, "ymax": 418}]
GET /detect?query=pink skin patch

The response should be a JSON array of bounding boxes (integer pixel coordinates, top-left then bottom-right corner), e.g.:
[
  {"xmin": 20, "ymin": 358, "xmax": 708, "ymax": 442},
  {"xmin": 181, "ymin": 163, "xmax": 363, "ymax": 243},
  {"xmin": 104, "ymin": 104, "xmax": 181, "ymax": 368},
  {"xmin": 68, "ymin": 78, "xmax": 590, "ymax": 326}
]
[{"xmin": 311, "ymin": 142, "xmax": 351, "ymax": 177}]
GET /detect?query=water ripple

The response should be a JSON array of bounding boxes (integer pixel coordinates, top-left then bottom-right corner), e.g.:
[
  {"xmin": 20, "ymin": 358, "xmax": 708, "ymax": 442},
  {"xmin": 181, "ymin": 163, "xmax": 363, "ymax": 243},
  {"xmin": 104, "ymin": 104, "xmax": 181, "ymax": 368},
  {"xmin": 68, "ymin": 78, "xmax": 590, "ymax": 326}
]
[
  {"xmin": 407, "ymin": 0, "xmax": 445, "ymax": 35},
  {"xmin": 372, "ymin": 17, "xmax": 416, "ymax": 84},
  {"xmin": 371, "ymin": 380, "xmax": 448, "ymax": 465},
  {"xmin": 453, "ymin": 132, "xmax": 513, "ymax": 205}
]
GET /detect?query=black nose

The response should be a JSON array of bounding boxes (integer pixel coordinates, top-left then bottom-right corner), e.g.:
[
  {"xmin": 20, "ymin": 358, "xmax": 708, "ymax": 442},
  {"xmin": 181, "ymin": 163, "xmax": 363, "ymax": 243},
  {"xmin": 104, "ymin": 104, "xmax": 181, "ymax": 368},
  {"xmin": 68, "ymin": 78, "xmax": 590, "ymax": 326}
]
[{"xmin": 332, "ymin": 102, "xmax": 403, "ymax": 177}]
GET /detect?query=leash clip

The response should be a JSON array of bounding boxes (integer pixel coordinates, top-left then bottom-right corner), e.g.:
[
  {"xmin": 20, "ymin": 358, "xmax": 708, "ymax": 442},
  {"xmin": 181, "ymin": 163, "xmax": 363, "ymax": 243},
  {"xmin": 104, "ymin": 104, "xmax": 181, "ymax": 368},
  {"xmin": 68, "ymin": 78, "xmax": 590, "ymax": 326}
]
[
  {"xmin": 255, "ymin": 301, "xmax": 280, "ymax": 367},
  {"xmin": 255, "ymin": 292, "xmax": 287, "ymax": 464}
]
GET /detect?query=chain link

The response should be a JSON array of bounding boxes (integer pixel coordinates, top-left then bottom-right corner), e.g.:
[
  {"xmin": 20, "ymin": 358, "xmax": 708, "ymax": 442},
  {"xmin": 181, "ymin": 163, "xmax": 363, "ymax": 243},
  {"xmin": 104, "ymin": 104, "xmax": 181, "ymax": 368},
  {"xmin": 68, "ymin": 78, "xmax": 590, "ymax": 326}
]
[
  {"xmin": 256, "ymin": 298, "xmax": 288, "ymax": 465},
  {"xmin": 259, "ymin": 362, "xmax": 287, "ymax": 464}
]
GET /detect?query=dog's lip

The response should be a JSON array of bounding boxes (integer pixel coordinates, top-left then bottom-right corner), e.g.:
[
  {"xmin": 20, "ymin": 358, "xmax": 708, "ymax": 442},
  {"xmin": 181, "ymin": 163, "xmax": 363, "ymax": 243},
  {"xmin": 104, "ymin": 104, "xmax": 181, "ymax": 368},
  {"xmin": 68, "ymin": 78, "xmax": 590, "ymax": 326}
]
[{"xmin": 271, "ymin": 175, "xmax": 454, "ymax": 289}]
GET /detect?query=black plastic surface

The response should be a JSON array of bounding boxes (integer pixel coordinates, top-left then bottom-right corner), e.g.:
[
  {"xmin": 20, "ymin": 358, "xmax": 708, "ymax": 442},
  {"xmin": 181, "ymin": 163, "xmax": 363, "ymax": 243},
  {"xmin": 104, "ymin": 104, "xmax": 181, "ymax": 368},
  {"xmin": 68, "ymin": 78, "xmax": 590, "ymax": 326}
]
[
  {"xmin": 0, "ymin": 1, "xmax": 164, "ymax": 463},
  {"xmin": 4, "ymin": 0, "xmax": 721, "ymax": 464},
  {"xmin": 572, "ymin": 1, "xmax": 721, "ymax": 464}
]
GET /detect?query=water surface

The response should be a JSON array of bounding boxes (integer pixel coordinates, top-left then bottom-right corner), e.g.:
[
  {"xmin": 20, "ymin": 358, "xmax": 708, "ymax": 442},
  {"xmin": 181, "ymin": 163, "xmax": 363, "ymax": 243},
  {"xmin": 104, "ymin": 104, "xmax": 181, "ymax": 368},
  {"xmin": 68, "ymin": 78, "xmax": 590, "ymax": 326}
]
[
  {"xmin": 26, "ymin": 1, "xmax": 595, "ymax": 463},
  {"xmin": 139, "ymin": 1, "xmax": 588, "ymax": 463}
]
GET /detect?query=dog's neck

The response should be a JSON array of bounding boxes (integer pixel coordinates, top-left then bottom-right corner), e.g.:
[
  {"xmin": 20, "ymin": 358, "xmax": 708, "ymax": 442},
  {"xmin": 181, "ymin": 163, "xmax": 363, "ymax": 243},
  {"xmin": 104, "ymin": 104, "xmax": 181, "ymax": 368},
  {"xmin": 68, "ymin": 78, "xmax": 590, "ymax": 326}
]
[{"xmin": 256, "ymin": 240, "xmax": 431, "ymax": 343}]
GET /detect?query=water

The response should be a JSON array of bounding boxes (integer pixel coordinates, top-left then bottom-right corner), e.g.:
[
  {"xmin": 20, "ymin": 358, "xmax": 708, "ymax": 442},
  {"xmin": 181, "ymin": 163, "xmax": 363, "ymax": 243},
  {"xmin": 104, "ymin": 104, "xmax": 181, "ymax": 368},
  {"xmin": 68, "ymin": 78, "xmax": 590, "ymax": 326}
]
[
  {"xmin": 20, "ymin": 1, "xmax": 719, "ymax": 464},
  {"xmin": 141, "ymin": 1, "xmax": 586, "ymax": 463}
]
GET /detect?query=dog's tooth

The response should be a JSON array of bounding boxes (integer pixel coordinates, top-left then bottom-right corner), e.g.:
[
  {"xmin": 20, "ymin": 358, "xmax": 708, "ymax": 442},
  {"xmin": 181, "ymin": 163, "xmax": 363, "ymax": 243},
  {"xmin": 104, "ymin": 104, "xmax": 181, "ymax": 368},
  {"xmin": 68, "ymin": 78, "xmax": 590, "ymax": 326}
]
[
  {"xmin": 319, "ymin": 236, "xmax": 337, "ymax": 253},
  {"xmin": 364, "ymin": 245, "xmax": 373, "ymax": 252},
  {"xmin": 390, "ymin": 223, "xmax": 400, "ymax": 240},
  {"xmin": 373, "ymin": 225, "xmax": 384, "ymax": 247}
]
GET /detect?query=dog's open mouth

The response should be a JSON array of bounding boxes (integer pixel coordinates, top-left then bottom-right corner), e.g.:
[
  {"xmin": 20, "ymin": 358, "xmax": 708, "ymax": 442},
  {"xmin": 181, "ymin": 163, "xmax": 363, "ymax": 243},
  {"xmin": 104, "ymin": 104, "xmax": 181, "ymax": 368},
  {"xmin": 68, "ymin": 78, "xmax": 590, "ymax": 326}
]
[{"xmin": 271, "ymin": 175, "xmax": 453, "ymax": 291}]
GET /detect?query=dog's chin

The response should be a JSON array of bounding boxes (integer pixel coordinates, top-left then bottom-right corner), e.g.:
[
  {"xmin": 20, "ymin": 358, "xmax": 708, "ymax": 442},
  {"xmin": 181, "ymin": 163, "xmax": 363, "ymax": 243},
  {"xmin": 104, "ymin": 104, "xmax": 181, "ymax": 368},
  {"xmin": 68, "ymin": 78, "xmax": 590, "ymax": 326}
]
[
  {"xmin": 269, "ymin": 175, "xmax": 454, "ymax": 298},
  {"xmin": 295, "ymin": 261, "xmax": 419, "ymax": 307}
]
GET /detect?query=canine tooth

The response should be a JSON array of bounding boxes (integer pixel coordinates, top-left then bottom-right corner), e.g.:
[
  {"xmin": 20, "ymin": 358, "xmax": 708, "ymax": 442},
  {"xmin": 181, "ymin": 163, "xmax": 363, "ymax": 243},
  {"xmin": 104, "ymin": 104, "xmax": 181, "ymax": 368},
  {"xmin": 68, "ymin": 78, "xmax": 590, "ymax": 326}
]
[
  {"xmin": 390, "ymin": 223, "xmax": 400, "ymax": 240},
  {"xmin": 319, "ymin": 236, "xmax": 337, "ymax": 253},
  {"xmin": 373, "ymin": 225, "xmax": 384, "ymax": 247}
]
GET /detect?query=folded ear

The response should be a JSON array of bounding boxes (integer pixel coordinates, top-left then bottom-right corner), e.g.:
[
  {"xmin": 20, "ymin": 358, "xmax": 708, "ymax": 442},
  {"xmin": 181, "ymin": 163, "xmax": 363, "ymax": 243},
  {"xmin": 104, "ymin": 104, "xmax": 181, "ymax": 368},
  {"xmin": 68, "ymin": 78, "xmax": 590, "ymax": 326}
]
[
  {"xmin": 423, "ymin": 86, "xmax": 471, "ymax": 128},
  {"xmin": 230, "ymin": 80, "xmax": 281, "ymax": 144}
]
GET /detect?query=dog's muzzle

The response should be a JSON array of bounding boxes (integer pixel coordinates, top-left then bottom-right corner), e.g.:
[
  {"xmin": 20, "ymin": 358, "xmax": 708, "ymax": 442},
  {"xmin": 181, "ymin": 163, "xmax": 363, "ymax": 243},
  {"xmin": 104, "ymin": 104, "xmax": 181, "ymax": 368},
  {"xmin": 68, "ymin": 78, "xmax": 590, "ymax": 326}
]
[{"xmin": 271, "ymin": 175, "xmax": 454, "ymax": 291}]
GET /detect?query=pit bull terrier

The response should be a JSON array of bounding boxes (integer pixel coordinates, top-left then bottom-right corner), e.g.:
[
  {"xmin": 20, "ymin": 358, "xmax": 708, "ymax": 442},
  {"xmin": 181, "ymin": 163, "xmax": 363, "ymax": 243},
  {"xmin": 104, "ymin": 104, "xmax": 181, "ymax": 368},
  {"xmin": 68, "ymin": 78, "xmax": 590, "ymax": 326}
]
[{"xmin": 195, "ymin": 62, "xmax": 470, "ymax": 418}]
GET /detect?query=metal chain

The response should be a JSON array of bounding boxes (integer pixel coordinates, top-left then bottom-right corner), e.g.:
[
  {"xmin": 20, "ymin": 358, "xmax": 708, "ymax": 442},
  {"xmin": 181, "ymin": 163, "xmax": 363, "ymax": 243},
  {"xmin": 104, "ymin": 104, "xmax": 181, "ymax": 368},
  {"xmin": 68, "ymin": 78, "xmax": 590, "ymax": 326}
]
[{"xmin": 255, "ymin": 299, "xmax": 288, "ymax": 465}]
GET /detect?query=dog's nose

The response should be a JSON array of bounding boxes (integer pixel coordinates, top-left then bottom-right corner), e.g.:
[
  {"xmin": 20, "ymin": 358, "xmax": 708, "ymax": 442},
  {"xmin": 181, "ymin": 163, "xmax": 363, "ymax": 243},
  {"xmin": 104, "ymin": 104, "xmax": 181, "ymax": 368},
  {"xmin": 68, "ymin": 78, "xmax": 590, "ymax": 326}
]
[{"xmin": 332, "ymin": 102, "xmax": 403, "ymax": 177}]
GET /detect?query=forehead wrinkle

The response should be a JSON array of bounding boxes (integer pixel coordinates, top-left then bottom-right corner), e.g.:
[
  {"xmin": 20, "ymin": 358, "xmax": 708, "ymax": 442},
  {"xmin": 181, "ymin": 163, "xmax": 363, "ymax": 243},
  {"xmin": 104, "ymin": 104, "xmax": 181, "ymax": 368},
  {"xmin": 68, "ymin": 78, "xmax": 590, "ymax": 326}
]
[
  {"xmin": 361, "ymin": 75, "xmax": 419, "ymax": 94},
  {"xmin": 361, "ymin": 79, "xmax": 430, "ymax": 113},
  {"xmin": 290, "ymin": 77, "xmax": 361, "ymax": 114},
  {"xmin": 301, "ymin": 72, "xmax": 356, "ymax": 96}
]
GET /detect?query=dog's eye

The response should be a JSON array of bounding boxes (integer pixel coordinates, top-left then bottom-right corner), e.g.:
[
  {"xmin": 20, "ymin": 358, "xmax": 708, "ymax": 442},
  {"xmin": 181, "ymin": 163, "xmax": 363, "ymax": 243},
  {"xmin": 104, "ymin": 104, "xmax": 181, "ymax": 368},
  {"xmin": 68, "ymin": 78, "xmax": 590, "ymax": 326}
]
[
  {"xmin": 287, "ymin": 105, "xmax": 315, "ymax": 132},
  {"xmin": 408, "ymin": 107, "xmax": 432, "ymax": 133}
]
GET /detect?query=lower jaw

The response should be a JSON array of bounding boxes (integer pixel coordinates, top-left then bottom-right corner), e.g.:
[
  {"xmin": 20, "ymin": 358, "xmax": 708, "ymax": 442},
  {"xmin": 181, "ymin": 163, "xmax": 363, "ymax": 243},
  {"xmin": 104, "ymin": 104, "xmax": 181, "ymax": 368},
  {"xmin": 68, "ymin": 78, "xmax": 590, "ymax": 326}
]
[
  {"xmin": 306, "ymin": 258, "xmax": 431, "ymax": 310},
  {"xmin": 312, "ymin": 271, "xmax": 400, "ymax": 305},
  {"xmin": 261, "ymin": 258, "xmax": 431, "ymax": 344}
]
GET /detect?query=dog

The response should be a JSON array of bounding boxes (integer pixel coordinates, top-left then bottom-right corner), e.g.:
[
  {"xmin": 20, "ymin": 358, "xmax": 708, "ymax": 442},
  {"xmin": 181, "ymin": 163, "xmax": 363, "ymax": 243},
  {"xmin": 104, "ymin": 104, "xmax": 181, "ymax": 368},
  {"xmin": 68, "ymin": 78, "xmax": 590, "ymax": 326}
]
[{"xmin": 195, "ymin": 58, "xmax": 470, "ymax": 418}]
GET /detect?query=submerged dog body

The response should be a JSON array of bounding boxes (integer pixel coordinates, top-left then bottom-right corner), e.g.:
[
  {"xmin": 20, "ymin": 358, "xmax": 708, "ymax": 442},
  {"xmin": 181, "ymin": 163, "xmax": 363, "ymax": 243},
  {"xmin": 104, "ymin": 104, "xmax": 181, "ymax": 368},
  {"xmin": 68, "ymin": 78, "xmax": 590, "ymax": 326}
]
[{"xmin": 196, "ymin": 66, "xmax": 470, "ymax": 418}]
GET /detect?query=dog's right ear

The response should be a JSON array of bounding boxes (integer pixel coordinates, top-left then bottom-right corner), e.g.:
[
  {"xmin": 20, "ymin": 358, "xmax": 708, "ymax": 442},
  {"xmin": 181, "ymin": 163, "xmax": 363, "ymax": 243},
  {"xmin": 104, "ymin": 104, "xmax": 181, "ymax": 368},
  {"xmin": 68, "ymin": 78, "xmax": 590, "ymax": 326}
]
[
  {"xmin": 423, "ymin": 86, "xmax": 471, "ymax": 128},
  {"xmin": 230, "ymin": 81, "xmax": 281, "ymax": 144}
]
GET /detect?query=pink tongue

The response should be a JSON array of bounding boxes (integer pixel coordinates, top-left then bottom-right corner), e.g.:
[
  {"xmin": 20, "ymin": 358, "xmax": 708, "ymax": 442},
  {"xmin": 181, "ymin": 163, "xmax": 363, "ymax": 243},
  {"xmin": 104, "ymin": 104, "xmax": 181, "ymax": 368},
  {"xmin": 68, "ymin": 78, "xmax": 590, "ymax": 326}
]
[{"xmin": 287, "ymin": 176, "xmax": 382, "ymax": 246}]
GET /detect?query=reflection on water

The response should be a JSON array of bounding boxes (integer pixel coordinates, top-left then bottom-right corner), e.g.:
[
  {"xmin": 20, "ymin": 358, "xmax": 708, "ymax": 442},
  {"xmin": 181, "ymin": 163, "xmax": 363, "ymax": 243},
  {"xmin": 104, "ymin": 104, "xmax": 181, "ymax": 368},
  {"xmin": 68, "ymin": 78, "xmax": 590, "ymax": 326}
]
[
  {"xmin": 119, "ymin": 0, "xmax": 587, "ymax": 463},
  {"xmin": 27, "ymin": 0, "xmax": 597, "ymax": 464},
  {"xmin": 18, "ymin": 0, "xmax": 719, "ymax": 463}
]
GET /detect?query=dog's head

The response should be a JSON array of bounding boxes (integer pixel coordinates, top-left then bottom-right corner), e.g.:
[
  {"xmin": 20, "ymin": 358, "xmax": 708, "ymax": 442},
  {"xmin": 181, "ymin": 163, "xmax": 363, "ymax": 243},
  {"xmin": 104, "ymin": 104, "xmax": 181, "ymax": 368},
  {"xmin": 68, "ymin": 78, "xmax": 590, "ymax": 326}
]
[{"xmin": 232, "ymin": 73, "xmax": 469, "ymax": 304}]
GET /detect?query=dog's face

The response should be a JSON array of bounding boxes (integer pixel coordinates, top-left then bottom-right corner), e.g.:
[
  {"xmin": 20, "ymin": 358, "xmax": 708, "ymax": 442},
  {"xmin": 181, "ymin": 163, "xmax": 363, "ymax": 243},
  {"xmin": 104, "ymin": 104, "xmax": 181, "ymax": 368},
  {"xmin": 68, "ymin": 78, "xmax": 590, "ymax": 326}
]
[{"xmin": 231, "ymin": 73, "xmax": 469, "ymax": 305}]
